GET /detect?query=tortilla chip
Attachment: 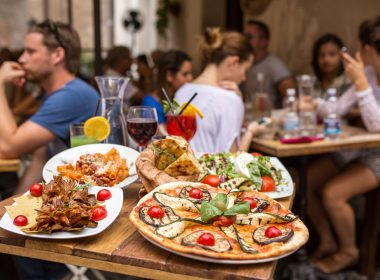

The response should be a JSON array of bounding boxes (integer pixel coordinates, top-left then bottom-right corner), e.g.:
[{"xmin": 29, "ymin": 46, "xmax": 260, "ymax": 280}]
[
  {"xmin": 5, "ymin": 204, "xmax": 39, "ymax": 230},
  {"xmin": 164, "ymin": 152, "xmax": 201, "ymax": 177},
  {"xmin": 153, "ymin": 136, "xmax": 188, "ymax": 170},
  {"xmin": 14, "ymin": 195, "xmax": 43, "ymax": 209}
]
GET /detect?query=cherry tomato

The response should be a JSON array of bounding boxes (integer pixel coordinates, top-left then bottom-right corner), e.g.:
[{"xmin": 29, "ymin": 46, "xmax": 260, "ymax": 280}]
[
  {"xmin": 13, "ymin": 215, "xmax": 28, "ymax": 227},
  {"xmin": 265, "ymin": 226, "xmax": 282, "ymax": 238},
  {"xmin": 211, "ymin": 215, "xmax": 235, "ymax": 227},
  {"xmin": 261, "ymin": 176, "xmax": 276, "ymax": 192},
  {"xmin": 242, "ymin": 197, "xmax": 257, "ymax": 209},
  {"xmin": 147, "ymin": 206, "xmax": 165, "ymax": 219},
  {"xmin": 91, "ymin": 206, "xmax": 107, "ymax": 221},
  {"xmin": 201, "ymin": 175, "xmax": 220, "ymax": 187},
  {"xmin": 29, "ymin": 183, "xmax": 43, "ymax": 197},
  {"xmin": 251, "ymin": 152, "xmax": 263, "ymax": 157},
  {"xmin": 189, "ymin": 188, "xmax": 203, "ymax": 199},
  {"xmin": 197, "ymin": 232, "xmax": 215, "ymax": 246},
  {"xmin": 97, "ymin": 189, "xmax": 112, "ymax": 201}
]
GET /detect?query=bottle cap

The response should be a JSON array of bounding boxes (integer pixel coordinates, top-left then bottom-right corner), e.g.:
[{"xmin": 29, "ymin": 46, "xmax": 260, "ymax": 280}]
[
  {"xmin": 287, "ymin": 88, "xmax": 296, "ymax": 96},
  {"xmin": 327, "ymin": 88, "xmax": 337, "ymax": 96}
]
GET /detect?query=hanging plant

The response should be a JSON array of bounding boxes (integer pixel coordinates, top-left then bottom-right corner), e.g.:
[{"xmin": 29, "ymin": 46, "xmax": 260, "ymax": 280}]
[{"xmin": 155, "ymin": 0, "xmax": 181, "ymax": 39}]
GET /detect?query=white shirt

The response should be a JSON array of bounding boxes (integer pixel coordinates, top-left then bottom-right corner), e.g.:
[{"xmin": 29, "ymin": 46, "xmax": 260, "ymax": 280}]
[
  {"xmin": 318, "ymin": 66, "xmax": 380, "ymax": 132},
  {"xmin": 175, "ymin": 83, "xmax": 244, "ymax": 153}
]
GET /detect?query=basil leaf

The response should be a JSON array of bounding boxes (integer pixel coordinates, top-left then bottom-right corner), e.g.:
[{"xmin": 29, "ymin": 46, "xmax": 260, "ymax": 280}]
[
  {"xmin": 210, "ymin": 193, "xmax": 228, "ymax": 211},
  {"xmin": 200, "ymin": 202, "xmax": 223, "ymax": 222},
  {"xmin": 224, "ymin": 202, "xmax": 250, "ymax": 216},
  {"xmin": 247, "ymin": 161, "xmax": 262, "ymax": 187}
]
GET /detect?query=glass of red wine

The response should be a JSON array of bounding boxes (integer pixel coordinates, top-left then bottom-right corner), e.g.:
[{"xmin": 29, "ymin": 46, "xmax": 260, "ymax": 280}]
[{"xmin": 127, "ymin": 106, "xmax": 158, "ymax": 152}]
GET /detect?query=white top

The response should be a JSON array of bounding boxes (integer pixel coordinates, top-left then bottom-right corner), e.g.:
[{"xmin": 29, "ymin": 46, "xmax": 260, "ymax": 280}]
[
  {"xmin": 175, "ymin": 83, "xmax": 244, "ymax": 153},
  {"xmin": 318, "ymin": 66, "xmax": 380, "ymax": 132}
]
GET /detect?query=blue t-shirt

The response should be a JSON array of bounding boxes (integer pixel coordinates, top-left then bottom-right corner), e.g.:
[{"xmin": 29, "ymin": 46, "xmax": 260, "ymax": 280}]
[
  {"xmin": 142, "ymin": 95, "xmax": 165, "ymax": 123},
  {"xmin": 30, "ymin": 78, "xmax": 99, "ymax": 147}
]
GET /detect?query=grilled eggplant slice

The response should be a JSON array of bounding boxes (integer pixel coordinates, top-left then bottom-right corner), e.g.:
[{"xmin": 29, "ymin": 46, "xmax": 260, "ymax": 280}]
[
  {"xmin": 235, "ymin": 212, "xmax": 297, "ymax": 226},
  {"xmin": 218, "ymin": 178, "xmax": 251, "ymax": 190},
  {"xmin": 155, "ymin": 218, "xmax": 205, "ymax": 239},
  {"xmin": 139, "ymin": 206, "xmax": 180, "ymax": 227},
  {"xmin": 153, "ymin": 192, "xmax": 199, "ymax": 212},
  {"xmin": 181, "ymin": 230, "xmax": 232, "ymax": 252},
  {"xmin": 178, "ymin": 186, "xmax": 211, "ymax": 203},
  {"xmin": 253, "ymin": 225, "xmax": 294, "ymax": 245},
  {"xmin": 220, "ymin": 225, "xmax": 258, "ymax": 253},
  {"xmin": 251, "ymin": 198, "xmax": 269, "ymax": 213}
]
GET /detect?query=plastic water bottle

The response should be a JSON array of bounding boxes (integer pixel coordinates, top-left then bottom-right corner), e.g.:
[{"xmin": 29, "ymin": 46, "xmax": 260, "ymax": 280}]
[
  {"xmin": 283, "ymin": 88, "xmax": 299, "ymax": 138},
  {"xmin": 323, "ymin": 88, "xmax": 341, "ymax": 140}
]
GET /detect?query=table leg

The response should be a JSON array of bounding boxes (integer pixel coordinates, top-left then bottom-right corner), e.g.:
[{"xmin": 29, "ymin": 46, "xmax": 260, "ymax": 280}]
[{"xmin": 298, "ymin": 156, "xmax": 308, "ymax": 222}]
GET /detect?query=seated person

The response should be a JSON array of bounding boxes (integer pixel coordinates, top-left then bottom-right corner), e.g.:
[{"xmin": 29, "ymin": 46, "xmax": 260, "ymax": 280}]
[
  {"xmin": 306, "ymin": 15, "xmax": 380, "ymax": 273},
  {"xmin": 312, "ymin": 33, "xmax": 352, "ymax": 99},
  {"xmin": 142, "ymin": 50, "xmax": 193, "ymax": 124},
  {"xmin": 241, "ymin": 20, "xmax": 296, "ymax": 109},
  {"xmin": 175, "ymin": 28, "xmax": 265, "ymax": 153}
]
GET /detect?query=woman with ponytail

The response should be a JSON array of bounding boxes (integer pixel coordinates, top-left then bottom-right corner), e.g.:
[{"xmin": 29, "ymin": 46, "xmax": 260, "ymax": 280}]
[{"xmin": 175, "ymin": 28, "xmax": 264, "ymax": 153}]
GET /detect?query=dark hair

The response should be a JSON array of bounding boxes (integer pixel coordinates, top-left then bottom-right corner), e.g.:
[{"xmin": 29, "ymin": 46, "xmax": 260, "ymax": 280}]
[
  {"xmin": 311, "ymin": 33, "xmax": 344, "ymax": 80},
  {"xmin": 29, "ymin": 20, "xmax": 81, "ymax": 74},
  {"xmin": 105, "ymin": 46, "xmax": 130, "ymax": 69},
  {"xmin": 157, "ymin": 50, "xmax": 191, "ymax": 98},
  {"xmin": 359, "ymin": 15, "xmax": 380, "ymax": 54},
  {"xmin": 198, "ymin": 27, "xmax": 253, "ymax": 66},
  {"xmin": 246, "ymin": 20, "xmax": 270, "ymax": 40}
]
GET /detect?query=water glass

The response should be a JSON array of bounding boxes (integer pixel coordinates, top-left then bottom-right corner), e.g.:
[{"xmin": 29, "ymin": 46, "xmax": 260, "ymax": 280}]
[
  {"xmin": 69, "ymin": 124, "xmax": 98, "ymax": 147},
  {"xmin": 299, "ymin": 111, "xmax": 317, "ymax": 137}
]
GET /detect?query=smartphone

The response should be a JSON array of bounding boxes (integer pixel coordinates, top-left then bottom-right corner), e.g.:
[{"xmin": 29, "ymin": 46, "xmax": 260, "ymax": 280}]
[{"xmin": 258, "ymin": 117, "xmax": 272, "ymax": 126}]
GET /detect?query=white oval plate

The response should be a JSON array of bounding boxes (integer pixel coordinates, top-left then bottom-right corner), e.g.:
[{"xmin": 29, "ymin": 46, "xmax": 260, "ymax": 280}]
[
  {"xmin": 42, "ymin": 144, "xmax": 139, "ymax": 189},
  {"xmin": 0, "ymin": 186, "xmax": 123, "ymax": 239}
]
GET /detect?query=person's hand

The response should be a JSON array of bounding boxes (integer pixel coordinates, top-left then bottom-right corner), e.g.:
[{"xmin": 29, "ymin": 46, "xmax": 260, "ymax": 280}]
[
  {"xmin": 342, "ymin": 52, "xmax": 368, "ymax": 91},
  {"xmin": 0, "ymin": 61, "xmax": 26, "ymax": 87},
  {"xmin": 247, "ymin": 121, "xmax": 266, "ymax": 136},
  {"xmin": 219, "ymin": 80, "xmax": 242, "ymax": 98}
]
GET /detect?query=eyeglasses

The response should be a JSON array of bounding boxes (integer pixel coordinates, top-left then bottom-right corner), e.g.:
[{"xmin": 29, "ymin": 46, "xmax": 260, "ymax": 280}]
[{"xmin": 37, "ymin": 19, "xmax": 66, "ymax": 51}]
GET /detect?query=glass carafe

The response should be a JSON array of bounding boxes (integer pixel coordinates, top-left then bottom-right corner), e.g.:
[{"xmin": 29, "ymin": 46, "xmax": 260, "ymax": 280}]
[
  {"xmin": 296, "ymin": 75, "xmax": 317, "ymax": 136},
  {"xmin": 95, "ymin": 76, "xmax": 129, "ymax": 145},
  {"xmin": 252, "ymin": 73, "xmax": 272, "ymax": 120}
]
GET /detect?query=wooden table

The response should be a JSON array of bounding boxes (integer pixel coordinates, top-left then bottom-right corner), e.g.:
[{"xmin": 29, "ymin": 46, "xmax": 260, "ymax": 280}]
[
  {"xmin": 0, "ymin": 183, "xmax": 295, "ymax": 280},
  {"xmin": 0, "ymin": 159, "xmax": 20, "ymax": 172}
]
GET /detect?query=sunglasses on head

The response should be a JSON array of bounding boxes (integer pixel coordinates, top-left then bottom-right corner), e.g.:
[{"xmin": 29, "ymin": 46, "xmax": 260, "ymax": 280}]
[{"xmin": 37, "ymin": 19, "xmax": 66, "ymax": 51}]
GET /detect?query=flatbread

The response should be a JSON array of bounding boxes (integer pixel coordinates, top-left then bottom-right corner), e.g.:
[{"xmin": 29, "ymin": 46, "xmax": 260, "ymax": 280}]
[
  {"xmin": 130, "ymin": 182, "xmax": 309, "ymax": 260},
  {"xmin": 153, "ymin": 136, "xmax": 188, "ymax": 170},
  {"xmin": 164, "ymin": 153, "xmax": 201, "ymax": 177}
]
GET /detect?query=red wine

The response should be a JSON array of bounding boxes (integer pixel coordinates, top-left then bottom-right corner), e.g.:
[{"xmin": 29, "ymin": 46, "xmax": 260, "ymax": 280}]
[{"xmin": 127, "ymin": 118, "xmax": 158, "ymax": 146}]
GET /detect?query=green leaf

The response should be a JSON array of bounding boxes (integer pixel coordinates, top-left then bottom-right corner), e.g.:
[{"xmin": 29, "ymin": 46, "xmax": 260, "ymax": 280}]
[
  {"xmin": 224, "ymin": 202, "xmax": 250, "ymax": 216},
  {"xmin": 247, "ymin": 162, "xmax": 262, "ymax": 188},
  {"xmin": 210, "ymin": 193, "xmax": 228, "ymax": 211},
  {"xmin": 200, "ymin": 202, "xmax": 223, "ymax": 222},
  {"xmin": 162, "ymin": 100, "xmax": 170, "ymax": 114}
]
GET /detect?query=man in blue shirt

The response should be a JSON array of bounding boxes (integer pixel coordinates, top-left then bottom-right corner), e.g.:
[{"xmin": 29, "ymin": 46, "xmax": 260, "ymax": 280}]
[{"xmin": 0, "ymin": 20, "xmax": 99, "ymax": 279}]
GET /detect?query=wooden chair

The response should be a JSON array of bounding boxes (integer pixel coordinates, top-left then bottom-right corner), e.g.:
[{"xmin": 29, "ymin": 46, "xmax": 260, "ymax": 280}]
[{"xmin": 359, "ymin": 187, "xmax": 380, "ymax": 278}]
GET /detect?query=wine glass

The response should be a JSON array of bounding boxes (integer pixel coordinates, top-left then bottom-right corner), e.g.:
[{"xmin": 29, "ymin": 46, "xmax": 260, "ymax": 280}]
[
  {"xmin": 166, "ymin": 113, "xmax": 197, "ymax": 142},
  {"xmin": 127, "ymin": 106, "xmax": 158, "ymax": 152}
]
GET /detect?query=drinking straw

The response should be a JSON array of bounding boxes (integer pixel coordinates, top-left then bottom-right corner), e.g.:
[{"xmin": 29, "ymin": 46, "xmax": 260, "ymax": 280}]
[
  {"xmin": 177, "ymin": 92, "xmax": 198, "ymax": 116},
  {"xmin": 161, "ymin": 88, "xmax": 185, "ymax": 133},
  {"xmin": 93, "ymin": 100, "xmax": 100, "ymax": 116}
]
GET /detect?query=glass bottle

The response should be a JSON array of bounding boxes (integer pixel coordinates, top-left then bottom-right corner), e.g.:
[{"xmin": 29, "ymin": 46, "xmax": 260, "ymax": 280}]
[
  {"xmin": 323, "ymin": 88, "xmax": 341, "ymax": 140},
  {"xmin": 283, "ymin": 88, "xmax": 299, "ymax": 138},
  {"xmin": 95, "ymin": 76, "xmax": 129, "ymax": 145},
  {"xmin": 297, "ymin": 75, "xmax": 317, "ymax": 136}
]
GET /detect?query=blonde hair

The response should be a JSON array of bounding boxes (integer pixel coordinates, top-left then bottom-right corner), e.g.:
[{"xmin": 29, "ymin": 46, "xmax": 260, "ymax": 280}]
[{"xmin": 198, "ymin": 27, "xmax": 253, "ymax": 66}]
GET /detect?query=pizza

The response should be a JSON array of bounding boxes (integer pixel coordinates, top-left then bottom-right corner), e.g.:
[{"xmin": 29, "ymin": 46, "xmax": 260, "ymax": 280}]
[{"xmin": 129, "ymin": 182, "xmax": 308, "ymax": 260}]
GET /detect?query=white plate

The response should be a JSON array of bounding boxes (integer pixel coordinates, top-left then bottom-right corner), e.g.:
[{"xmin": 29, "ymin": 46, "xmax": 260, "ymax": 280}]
[
  {"xmin": 0, "ymin": 186, "xmax": 123, "ymax": 239},
  {"xmin": 265, "ymin": 157, "xmax": 293, "ymax": 199},
  {"xmin": 42, "ymin": 144, "xmax": 140, "ymax": 189},
  {"xmin": 139, "ymin": 231, "xmax": 296, "ymax": 264},
  {"xmin": 197, "ymin": 153, "xmax": 293, "ymax": 199}
]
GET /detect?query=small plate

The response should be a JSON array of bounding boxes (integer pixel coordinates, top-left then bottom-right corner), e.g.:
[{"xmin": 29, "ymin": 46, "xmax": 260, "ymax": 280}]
[
  {"xmin": 42, "ymin": 144, "xmax": 139, "ymax": 189},
  {"xmin": 265, "ymin": 157, "xmax": 293, "ymax": 199},
  {"xmin": 0, "ymin": 186, "xmax": 123, "ymax": 239}
]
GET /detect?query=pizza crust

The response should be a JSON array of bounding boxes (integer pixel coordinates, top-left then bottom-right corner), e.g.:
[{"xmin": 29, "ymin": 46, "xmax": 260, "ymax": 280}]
[{"xmin": 130, "ymin": 182, "xmax": 309, "ymax": 260}]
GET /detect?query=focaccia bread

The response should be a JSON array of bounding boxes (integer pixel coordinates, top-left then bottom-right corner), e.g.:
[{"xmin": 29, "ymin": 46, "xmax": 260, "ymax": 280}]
[
  {"xmin": 136, "ymin": 136, "xmax": 201, "ymax": 196},
  {"xmin": 130, "ymin": 182, "xmax": 309, "ymax": 260}
]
